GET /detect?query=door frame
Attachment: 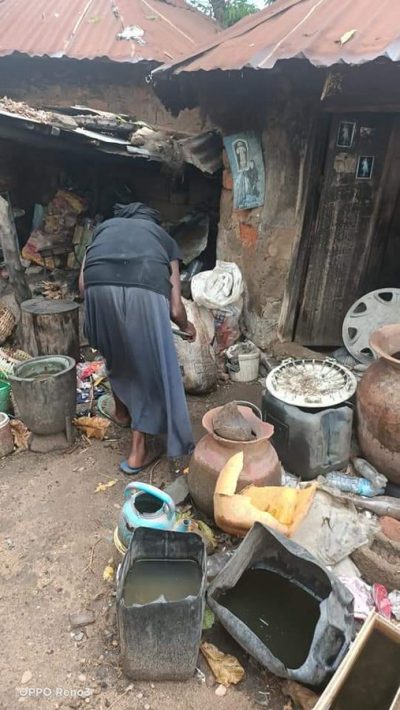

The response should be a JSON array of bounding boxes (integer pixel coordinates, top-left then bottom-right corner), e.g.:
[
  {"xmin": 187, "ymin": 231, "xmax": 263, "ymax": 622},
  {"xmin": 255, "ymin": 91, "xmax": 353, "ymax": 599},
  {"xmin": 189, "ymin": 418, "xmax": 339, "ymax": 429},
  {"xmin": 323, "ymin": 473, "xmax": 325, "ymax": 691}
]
[{"xmin": 278, "ymin": 109, "xmax": 399, "ymax": 343}]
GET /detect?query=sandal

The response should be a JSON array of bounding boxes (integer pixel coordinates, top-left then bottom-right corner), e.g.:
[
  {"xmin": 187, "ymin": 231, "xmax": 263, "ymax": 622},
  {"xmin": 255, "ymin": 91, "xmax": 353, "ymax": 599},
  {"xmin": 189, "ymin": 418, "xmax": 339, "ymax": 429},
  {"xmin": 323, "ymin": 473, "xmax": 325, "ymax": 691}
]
[
  {"xmin": 120, "ymin": 454, "xmax": 160, "ymax": 476},
  {"xmin": 97, "ymin": 394, "xmax": 130, "ymax": 428}
]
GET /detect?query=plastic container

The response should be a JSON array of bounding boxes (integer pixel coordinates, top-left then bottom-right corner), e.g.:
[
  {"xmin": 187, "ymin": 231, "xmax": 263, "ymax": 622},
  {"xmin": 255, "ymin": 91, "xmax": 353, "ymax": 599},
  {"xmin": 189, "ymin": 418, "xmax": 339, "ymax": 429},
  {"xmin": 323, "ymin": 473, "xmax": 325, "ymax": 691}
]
[
  {"xmin": 227, "ymin": 344, "xmax": 260, "ymax": 383},
  {"xmin": 325, "ymin": 472, "xmax": 383, "ymax": 497},
  {"xmin": 0, "ymin": 412, "xmax": 14, "ymax": 456},
  {"xmin": 262, "ymin": 390, "xmax": 353, "ymax": 480},
  {"xmin": 207, "ymin": 523, "xmax": 354, "ymax": 687},
  {"xmin": 117, "ymin": 481, "xmax": 188, "ymax": 550},
  {"xmin": 117, "ymin": 527, "xmax": 206, "ymax": 681},
  {"xmin": 0, "ymin": 378, "xmax": 11, "ymax": 413}
]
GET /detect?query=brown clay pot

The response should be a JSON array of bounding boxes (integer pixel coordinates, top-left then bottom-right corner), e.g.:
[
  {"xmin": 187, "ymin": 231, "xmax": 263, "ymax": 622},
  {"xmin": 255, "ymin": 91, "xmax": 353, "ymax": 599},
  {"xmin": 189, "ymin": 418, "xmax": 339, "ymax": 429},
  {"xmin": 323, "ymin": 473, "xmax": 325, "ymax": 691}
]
[
  {"xmin": 357, "ymin": 324, "xmax": 400, "ymax": 484},
  {"xmin": 188, "ymin": 405, "xmax": 282, "ymax": 518}
]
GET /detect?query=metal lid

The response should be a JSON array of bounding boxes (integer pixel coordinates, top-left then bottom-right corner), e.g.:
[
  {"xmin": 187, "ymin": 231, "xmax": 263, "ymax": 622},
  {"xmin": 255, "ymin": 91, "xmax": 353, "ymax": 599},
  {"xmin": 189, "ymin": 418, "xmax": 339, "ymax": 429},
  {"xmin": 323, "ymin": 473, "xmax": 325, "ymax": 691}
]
[{"xmin": 266, "ymin": 358, "xmax": 357, "ymax": 408}]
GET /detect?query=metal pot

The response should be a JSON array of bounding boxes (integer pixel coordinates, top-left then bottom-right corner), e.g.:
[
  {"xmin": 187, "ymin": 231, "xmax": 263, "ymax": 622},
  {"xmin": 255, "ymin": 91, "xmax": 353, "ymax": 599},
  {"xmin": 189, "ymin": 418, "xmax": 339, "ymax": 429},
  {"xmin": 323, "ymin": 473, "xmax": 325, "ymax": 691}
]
[
  {"xmin": 9, "ymin": 355, "xmax": 76, "ymax": 436},
  {"xmin": 189, "ymin": 405, "xmax": 282, "ymax": 518},
  {"xmin": 357, "ymin": 324, "xmax": 400, "ymax": 484}
]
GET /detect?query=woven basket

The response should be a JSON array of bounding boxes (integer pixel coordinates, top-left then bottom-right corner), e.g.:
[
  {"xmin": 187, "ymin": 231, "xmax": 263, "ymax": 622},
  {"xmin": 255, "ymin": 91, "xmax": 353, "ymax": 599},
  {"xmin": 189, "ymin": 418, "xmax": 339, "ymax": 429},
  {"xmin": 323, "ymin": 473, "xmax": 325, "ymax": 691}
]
[{"xmin": 0, "ymin": 306, "xmax": 15, "ymax": 344}]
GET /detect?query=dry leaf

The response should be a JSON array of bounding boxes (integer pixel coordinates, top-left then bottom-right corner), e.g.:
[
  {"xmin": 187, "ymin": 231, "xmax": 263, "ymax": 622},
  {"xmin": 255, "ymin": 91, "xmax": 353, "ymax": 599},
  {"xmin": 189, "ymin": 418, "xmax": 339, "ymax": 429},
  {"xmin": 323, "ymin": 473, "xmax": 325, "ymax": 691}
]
[
  {"xmin": 10, "ymin": 419, "xmax": 31, "ymax": 449},
  {"xmin": 282, "ymin": 680, "xmax": 319, "ymax": 710},
  {"xmin": 339, "ymin": 29, "xmax": 357, "ymax": 45},
  {"xmin": 201, "ymin": 642, "xmax": 245, "ymax": 686},
  {"xmin": 95, "ymin": 480, "xmax": 117, "ymax": 493},
  {"xmin": 203, "ymin": 606, "xmax": 215, "ymax": 630},
  {"xmin": 196, "ymin": 520, "xmax": 218, "ymax": 550},
  {"xmin": 73, "ymin": 416, "xmax": 110, "ymax": 440},
  {"xmin": 102, "ymin": 564, "xmax": 114, "ymax": 582}
]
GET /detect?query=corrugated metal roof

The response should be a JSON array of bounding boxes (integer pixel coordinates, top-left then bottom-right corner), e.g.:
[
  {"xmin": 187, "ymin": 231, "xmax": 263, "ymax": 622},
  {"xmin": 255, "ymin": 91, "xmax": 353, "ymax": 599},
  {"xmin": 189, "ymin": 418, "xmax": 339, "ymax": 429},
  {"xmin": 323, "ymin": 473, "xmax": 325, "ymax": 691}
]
[
  {"xmin": 0, "ymin": 96, "xmax": 222, "ymax": 172},
  {"xmin": 0, "ymin": 0, "xmax": 217, "ymax": 65},
  {"xmin": 157, "ymin": 0, "xmax": 400, "ymax": 74}
]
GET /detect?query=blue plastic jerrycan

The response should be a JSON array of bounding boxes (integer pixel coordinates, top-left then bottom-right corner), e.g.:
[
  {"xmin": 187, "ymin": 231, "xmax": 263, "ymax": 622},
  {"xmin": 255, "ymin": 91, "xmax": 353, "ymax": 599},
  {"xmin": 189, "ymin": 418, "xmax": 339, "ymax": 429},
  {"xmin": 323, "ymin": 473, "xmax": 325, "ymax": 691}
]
[{"xmin": 117, "ymin": 481, "xmax": 188, "ymax": 549}]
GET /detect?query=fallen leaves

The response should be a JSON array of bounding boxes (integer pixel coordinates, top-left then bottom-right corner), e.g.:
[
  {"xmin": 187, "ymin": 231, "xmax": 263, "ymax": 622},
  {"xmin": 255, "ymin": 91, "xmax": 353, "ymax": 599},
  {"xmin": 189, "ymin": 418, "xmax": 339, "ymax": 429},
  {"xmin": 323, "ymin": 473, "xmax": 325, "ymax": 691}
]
[
  {"xmin": 202, "ymin": 606, "xmax": 215, "ymax": 630},
  {"xmin": 73, "ymin": 416, "xmax": 110, "ymax": 440},
  {"xmin": 282, "ymin": 680, "xmax": 319, "ymax": 710},
  {"xmin": 201, "ymin": 642, "xmax": 245, "ymax": 687},
  {"xmin": 21, "ymin": 670, "xmax": 32, "ymax": 685},
  {"xmin": 95, "ymin": 480, "xmax": 117, "ymax": 493},
  {"xmin": 338, "ymin": 29, "xmax": 357, "ymax": 45},
  {"xmin": 102, "ymin": 564, "xmax": 114, "ymax": 582},
  {"xmin": 10, "ymin": 419, "xmax": 30, "ymax": 449}
]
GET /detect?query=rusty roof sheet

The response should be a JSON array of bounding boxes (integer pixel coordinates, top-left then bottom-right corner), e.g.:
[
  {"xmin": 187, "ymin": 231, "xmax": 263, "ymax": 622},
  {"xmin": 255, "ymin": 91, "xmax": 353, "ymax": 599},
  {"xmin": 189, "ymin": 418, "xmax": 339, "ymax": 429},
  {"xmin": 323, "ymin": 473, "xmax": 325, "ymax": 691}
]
[
  {"xmin": 0, "ymin": 0, "xmax": 217, "ymax": 65},
  {"xmin": 157, "ymin": 0, "xmax": 400, "ymax": 74}
]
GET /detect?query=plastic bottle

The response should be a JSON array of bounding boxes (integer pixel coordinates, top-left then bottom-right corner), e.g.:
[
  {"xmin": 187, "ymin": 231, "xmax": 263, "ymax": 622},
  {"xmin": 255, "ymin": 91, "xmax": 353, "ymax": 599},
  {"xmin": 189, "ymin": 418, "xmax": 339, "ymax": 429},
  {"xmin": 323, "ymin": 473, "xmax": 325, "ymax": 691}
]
[
  {"xmin": 325, "ymin": 472, "xmax": 385, "ymax": 497},
  {"xmin": 351, "ymin": 457, "xmax": 388, "ymax": 490}
]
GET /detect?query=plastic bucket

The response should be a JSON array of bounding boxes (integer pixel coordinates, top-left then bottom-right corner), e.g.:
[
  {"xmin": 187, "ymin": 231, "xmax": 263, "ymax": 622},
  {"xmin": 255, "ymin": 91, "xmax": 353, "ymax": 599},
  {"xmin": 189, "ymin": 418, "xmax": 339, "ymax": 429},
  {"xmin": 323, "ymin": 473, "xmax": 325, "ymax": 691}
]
[
  {"xmin": 231, "ymin": 351, "xmax": 260, "ymax": 383},
  {"xmin": 0, "ymin": 378, "xmax": 11, "ymax": 413},
  {"xmin": 0, "ymin": 412, "xmax": 14, "ymax": 456}
]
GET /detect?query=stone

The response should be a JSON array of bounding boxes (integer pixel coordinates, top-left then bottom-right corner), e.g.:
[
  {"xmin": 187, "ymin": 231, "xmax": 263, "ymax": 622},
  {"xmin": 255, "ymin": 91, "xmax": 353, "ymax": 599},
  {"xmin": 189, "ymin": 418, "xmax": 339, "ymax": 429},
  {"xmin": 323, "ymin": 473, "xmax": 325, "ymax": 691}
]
[
  {"xmin": 164, "ymin": 476, "xmax": 190, "ymax": 505},
  {"xmin": 352, "ymin": 532, "xmax": 400, "ymax": 591},
  {"xmin": 78, "ymin": 674, "xmax": 87, "ymax": 682},
  {"xmin": 21, "ymin": 671, "xmax": 32, "ymax": 684},
  {"xmin": 213, "ymin": 402, "xmax": 253, "ymax": 442},
  {"xmin": 380, "ymin": 516, "xmax": 400, "ymax": 543},
  {"xmin": 215, "ymin": 684, "xmax": 227, "ymax": 697},
  {"xmin": 74, "ymin": 632, "xmax": 85, "ymax": 642},
  {"xmin": 30, "ymin": 432, "xmax": 70, "ymax": 453},
  {"xmin": 69, "ymin": 610, "xmax": 96, "ymax": 629}
]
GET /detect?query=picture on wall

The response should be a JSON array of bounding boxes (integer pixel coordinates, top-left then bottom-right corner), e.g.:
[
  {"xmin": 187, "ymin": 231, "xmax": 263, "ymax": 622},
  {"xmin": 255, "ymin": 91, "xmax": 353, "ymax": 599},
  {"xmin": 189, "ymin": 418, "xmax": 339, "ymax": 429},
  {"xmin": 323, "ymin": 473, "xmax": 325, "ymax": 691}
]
[
  {"xmin": 337, "ymin": 121, "xmax": 356, "ymax": 148},
  {"xmin": 224, "ymin": 132, "xmax": 265, "ymax": 210},
  {"xmin": 356, "ymin": 156, "xmax": 374, "ymax": 180}
]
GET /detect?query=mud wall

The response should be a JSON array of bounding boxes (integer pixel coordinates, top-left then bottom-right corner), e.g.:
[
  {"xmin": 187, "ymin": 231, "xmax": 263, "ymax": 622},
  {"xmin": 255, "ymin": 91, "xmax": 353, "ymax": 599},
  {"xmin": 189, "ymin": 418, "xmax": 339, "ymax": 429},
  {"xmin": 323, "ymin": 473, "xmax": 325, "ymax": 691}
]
[
  {"xmin": 0, "ymin": 56, "xmax": 208, "ymax": 132},
  {"xmin": 220, "ymin": 104, "xmax": 316, "ymax": 347},
  {"xmin": 186, "ymin": 70, "xmax": 319, "ymax": 348}
]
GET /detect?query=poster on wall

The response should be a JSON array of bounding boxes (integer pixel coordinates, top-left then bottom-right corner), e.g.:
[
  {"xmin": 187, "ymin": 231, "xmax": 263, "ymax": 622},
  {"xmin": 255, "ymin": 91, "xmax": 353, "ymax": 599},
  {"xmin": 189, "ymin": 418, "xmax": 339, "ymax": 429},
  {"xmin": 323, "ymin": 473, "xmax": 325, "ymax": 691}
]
[{"xmin": 223, "ymin": 132, "xmax": 265, "ymax": 210}]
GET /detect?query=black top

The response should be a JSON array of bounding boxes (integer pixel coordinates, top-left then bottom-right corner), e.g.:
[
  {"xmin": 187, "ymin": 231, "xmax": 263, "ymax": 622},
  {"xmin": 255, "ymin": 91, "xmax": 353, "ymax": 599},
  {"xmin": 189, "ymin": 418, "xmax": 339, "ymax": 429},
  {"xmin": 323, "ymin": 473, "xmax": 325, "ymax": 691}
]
[{"xmin": 84, "ymin": 212, "xmax": 180, "ymax": 300}]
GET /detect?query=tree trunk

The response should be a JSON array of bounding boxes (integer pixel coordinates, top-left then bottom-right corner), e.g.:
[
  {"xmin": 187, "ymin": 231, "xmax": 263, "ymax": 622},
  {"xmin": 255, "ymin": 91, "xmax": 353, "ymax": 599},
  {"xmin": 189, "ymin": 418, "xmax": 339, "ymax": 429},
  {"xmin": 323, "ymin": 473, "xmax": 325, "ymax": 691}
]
[
  {"xmin": 20, "ymin": 298, "xmax": 80, "ymax": 362},
  {"xmin": 0, "ymin": 196, "xmax": 31, "ymax": 304},
  {"xmin": 209, "ymin": 0, "xmax": 226, "ymax": 25}
]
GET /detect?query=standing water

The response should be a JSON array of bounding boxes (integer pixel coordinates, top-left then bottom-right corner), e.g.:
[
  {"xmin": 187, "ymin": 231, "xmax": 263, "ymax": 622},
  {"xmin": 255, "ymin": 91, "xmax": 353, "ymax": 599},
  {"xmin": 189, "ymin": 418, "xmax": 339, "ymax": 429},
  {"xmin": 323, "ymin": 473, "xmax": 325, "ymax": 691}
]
[
  {"xmin": 123, "ymin": 558, "xmax": 202, "ymax": 605},
  {"xmin": 219, "ymin": 568, "xmax": 322, "ymax": 669}
]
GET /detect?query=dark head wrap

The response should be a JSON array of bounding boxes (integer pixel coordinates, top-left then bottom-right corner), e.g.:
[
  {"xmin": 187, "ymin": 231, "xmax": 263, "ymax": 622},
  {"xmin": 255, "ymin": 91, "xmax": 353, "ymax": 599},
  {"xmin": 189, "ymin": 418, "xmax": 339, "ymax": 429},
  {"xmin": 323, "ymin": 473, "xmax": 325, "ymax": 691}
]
[{"xmin": 113, "ymin": 202, "xmax": 161, "ymax": 224}]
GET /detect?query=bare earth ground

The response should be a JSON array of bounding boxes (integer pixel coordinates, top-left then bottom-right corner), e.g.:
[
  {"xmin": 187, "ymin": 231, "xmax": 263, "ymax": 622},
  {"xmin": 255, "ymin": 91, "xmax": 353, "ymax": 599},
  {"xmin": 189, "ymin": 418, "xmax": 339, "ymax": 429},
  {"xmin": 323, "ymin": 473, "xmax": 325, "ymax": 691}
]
[{"xmin": 0, "ymin": 383, "xmax": 287, "ymax": 710}]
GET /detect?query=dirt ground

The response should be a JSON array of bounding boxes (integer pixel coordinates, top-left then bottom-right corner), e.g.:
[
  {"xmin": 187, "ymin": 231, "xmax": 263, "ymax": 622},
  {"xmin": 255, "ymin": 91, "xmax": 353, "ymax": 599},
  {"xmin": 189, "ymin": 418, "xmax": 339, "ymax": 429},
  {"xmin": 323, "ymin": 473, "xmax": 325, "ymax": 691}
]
[{"xmin": 0, "ymin": 382, "xmax": 288, "ymax": 710}]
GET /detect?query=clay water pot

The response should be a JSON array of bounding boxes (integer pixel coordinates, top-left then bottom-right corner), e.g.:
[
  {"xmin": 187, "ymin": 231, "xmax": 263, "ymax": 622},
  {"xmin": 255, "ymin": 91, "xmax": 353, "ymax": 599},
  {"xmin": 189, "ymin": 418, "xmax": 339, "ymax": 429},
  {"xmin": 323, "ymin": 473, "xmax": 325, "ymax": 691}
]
[
  {"xmin": 188, "ymin": 405, "xmax": 282, "ymax": 518},
  {"xmin": 357, "ymin": 324, "xmax": 400, "ymax": 483}
]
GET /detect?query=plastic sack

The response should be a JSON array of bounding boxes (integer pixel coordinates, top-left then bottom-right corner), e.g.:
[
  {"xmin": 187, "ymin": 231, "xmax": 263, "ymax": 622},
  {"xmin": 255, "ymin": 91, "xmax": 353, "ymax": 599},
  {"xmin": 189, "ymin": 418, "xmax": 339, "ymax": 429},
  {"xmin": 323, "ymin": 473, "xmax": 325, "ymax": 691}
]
[
  {"xmin": 191, "ymin": 261, "xmax": 243, "ymax": 310},
  {"xmin": 207, "ymin": 523, "xmax": 354, "ymax": 687},
  {"xmin": 213, "ymin": 300, "xmax": 243, "ymax": 353},
  {"xmin": 174, "ymin": 298, "xmax": 217, "ymax": 394}
]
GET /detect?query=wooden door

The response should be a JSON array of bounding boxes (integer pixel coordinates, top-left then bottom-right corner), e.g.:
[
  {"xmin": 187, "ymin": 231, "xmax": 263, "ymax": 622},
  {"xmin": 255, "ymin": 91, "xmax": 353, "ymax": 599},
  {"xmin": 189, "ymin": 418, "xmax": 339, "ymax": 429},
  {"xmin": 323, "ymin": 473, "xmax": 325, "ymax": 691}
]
[{"xmin": 295, "ymin": 113, "xmax": 393, "ymax": 346}]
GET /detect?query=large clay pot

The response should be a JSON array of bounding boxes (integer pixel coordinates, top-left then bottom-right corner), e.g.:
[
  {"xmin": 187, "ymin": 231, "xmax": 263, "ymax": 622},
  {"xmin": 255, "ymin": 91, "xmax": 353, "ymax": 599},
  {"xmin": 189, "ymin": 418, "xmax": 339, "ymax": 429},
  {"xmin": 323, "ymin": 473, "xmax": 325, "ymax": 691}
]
[
  {"xmin": 357, "ymin": 324, "xmax": 400, "ymax": 484},
  {"xmin": 189, "ymin": 405, "xmax": 282, "ymax": 518}
]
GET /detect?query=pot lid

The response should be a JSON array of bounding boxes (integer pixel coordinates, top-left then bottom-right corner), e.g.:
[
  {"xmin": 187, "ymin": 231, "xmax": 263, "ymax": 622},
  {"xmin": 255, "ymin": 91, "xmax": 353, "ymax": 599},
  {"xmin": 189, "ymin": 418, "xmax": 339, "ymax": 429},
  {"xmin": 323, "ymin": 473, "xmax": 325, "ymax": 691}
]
[{"xmin": 266, "ymin": 358, "xmax": 357, "ymax": 408}]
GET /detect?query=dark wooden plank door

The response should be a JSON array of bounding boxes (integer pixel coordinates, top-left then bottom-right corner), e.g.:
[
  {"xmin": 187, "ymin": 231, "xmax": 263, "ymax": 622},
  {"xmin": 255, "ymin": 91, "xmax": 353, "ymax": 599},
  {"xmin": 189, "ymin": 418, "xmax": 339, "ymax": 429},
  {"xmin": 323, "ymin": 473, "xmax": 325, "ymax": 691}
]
[{"xmin": 295, "ymin": 113, "xmax": 392, "ymax": 346}]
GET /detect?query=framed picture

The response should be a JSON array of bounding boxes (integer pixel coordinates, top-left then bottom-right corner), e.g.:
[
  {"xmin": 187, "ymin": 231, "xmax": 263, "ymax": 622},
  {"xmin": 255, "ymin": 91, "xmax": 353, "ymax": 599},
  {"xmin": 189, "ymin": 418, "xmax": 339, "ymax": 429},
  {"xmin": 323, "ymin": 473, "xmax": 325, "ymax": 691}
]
[
  {"xmin": 223, "ymin": 132, "xmax": 265, "ymax": 210},
  {"xmin": 356, "ymin": 156, "xmax": 375, "ymax": 180},
  {"xmin": 337, "ymin": 121, "xmax": 356, "ymax": 148}
]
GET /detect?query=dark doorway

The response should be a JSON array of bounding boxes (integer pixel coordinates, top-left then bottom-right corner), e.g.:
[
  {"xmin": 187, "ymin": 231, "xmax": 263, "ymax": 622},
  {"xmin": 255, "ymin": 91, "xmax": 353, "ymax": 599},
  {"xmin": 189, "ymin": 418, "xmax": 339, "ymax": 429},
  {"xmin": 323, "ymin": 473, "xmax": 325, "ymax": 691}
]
[{"xmin": 293, "ymin": 112, "xmax": 397, "ymax": 346}]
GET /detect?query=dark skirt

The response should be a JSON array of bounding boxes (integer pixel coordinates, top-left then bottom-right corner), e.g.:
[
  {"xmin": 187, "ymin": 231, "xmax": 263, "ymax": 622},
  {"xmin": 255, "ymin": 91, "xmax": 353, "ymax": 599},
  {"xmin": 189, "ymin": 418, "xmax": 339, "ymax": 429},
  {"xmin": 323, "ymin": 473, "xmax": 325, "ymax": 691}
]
[{"xmin": 84, "ymin": 285, "xmax": 194, "ymax": 458}]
